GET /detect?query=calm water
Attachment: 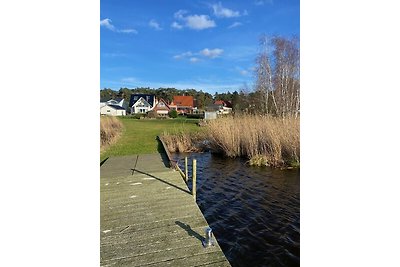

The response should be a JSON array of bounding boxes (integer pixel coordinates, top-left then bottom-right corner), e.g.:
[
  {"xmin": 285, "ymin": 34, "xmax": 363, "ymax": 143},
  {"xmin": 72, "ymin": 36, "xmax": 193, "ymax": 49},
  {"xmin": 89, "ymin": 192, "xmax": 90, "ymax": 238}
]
[{"xmin": 172, "ymin": 152, "xmax": 300, "ymax": 267}]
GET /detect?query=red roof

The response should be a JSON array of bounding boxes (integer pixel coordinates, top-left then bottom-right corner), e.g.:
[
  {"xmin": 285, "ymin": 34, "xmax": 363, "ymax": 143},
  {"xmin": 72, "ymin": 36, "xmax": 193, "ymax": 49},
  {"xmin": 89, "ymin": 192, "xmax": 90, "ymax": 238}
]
[
  {"xmin": 173, "ymin": 96, "xmax": 194, "ymax": 107},
  {"xmin": 214, "ymin": 100, "xmax": 232, "ymax": 108}
]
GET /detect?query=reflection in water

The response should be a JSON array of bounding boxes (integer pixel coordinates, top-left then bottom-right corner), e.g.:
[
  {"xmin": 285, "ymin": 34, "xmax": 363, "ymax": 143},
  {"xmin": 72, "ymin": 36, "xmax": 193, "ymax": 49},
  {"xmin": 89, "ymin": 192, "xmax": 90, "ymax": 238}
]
[{"xmin": 172, "ymin": 152, "xmax": 300, "ymax": 267}]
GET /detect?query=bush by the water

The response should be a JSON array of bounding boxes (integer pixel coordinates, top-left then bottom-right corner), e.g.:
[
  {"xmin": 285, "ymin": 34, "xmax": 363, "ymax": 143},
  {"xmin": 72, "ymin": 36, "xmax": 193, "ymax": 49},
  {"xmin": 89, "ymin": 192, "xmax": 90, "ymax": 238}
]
[
  {"xmin": 100, "ymin": 116, "xmax": 124, "ymax": 151},
  {"xmin": 206, "ymin": 115, "xmax": 300, "ymax": 168}
]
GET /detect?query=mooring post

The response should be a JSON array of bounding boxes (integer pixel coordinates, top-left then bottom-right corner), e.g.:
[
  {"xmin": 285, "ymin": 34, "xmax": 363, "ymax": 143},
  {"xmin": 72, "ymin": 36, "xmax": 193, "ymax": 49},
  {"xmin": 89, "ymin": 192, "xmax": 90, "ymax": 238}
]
[
  {"xmin": 192, "ymin": 159, "xmax": 197, "ymax": 201},
  {"xmin": 185, "ymin": 157, "xmax": 188, "ymax": 183}
]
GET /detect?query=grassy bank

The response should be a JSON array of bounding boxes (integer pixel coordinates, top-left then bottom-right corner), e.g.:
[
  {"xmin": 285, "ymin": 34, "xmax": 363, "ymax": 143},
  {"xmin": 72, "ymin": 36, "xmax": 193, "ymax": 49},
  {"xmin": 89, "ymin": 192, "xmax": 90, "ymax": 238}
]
[
  {"xmin": 100, "ymin": 117, "xmax": 203, "ymax": 161},
  {"xmin": 206, "ymin": 115, "xmax": 300, "ymax": 168},
  {"xmin": 100, "ymin": 116, "xmax": 124, "ymax": 152}
]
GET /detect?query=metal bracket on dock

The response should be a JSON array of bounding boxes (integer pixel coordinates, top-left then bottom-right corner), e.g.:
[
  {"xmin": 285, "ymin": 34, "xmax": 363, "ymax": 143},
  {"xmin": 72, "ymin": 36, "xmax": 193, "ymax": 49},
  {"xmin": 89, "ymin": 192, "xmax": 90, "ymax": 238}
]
[{"xmin": 202, "ymin": 227, "xmax": 215, "ymax": 248}]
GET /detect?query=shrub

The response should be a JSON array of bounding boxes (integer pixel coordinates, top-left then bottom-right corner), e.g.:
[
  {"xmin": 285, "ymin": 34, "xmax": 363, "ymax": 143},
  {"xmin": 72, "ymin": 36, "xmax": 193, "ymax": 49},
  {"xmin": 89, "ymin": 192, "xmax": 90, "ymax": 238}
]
[
  {"xmin": 169, "ymin": 110, "xmax": 178, "ymax": 118},
  {"xmin": 147, "ymin": 110, "xmax": 157, "ymax": 118},
  {"xmin": 186, "ymin": 113, "xmax": 204, "ymax": 119}
]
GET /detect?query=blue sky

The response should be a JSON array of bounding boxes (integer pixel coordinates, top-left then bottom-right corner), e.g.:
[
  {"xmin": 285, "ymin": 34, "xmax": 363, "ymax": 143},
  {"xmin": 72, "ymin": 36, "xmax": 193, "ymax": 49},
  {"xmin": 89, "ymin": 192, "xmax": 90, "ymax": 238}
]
[{"xmin": 100, "ymin": 0, "xmax": 299, "ymax": 94}]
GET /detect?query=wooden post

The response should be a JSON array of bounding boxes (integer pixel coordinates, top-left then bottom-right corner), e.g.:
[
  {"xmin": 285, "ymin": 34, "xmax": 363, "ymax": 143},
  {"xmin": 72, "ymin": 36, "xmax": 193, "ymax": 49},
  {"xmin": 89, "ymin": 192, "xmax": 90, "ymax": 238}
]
[
  {"xmin": 185, "ymin": 157, "xmax": 188, "ymax": 183},
  {"xmin": 192, "ymin": 159, "xmax": 197, "ymax": 201}
]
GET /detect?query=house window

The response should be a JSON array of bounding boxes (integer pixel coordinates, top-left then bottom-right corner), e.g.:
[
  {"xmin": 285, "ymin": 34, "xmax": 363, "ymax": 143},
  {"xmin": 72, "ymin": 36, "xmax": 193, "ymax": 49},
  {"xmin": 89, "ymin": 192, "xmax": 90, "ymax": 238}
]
[{"xmin": 107, "ymin": 110, "xmax": 110, "ymax": 112}]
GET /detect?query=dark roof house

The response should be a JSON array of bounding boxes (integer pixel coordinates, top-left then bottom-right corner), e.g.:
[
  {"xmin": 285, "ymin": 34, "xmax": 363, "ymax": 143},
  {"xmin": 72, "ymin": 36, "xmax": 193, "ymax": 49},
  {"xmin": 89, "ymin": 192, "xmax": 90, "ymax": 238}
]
[{"xmin": 129, "ymin": 94, "xmax": 156, "ymax": 108}]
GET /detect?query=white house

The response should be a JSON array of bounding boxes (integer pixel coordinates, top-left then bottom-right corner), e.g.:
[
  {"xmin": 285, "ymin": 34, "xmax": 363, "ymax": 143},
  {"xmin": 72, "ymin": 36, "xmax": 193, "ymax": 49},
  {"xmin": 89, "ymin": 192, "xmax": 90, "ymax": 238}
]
[
  {"xmin": 129, "ymin": 94, "xmax": 157, "ymax": 114},
  {"xmin": 131, "ymin": 97, "xmax": 153, "ymax": 114},
  {"xmin": 100, "ymin": 104, "xmax": 126, "ymax": 116}
]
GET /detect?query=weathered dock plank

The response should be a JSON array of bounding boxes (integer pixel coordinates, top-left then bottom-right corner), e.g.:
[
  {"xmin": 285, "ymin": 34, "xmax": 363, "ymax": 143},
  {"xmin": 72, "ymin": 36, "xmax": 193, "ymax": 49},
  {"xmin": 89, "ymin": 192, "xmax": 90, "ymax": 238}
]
[{"xmin": 100, "ymin": 153, "xmax": 231, "ymax": 266}]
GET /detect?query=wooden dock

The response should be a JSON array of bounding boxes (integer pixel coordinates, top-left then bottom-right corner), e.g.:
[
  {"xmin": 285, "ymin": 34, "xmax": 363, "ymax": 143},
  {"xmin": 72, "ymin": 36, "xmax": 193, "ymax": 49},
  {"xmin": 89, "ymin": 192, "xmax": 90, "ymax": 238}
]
[{"xmin": 100, "ymin": 153, "xmax": 231, "ymax": 266}]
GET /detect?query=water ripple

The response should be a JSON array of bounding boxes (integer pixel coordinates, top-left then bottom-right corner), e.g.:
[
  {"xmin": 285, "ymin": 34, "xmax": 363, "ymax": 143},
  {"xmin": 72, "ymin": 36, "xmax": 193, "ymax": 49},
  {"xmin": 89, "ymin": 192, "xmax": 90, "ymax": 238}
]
[{"xmin": 173, "ymin": 152, "xmax": 300, "ymax": 267}]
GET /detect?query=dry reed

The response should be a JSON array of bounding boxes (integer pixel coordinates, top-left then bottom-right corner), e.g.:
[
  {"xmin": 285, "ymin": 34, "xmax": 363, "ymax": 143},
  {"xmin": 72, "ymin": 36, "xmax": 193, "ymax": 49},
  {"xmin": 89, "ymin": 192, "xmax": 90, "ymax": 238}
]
[
  {"xmin": 206, "ymin": 115, "xmax": 300, "ymax": 167},
  {"xmin": 160, "ymin": 131, "xmax": 205, "ymax": 153},
  {"xmin": 100, "ymin": 116, "xmax": 124, "ymax": 151}
]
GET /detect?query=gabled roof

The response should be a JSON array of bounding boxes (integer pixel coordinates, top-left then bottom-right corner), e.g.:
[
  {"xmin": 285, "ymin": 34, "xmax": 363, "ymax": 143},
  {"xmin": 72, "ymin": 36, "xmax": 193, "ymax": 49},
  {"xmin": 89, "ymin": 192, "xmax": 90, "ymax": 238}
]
[
  {"xmin": 173, "ymin": 96, "xmax": 194, "ymax": 107},
  {"xmin": 106, "ymin": 104, "xmax": 126, "ymax": 110},
  {"xmin": 214, "ymin": 100, "xmax": 232, "ymax": 108},
  {"xmin": 153, "ymin": 98, "xmax": 170, "ymax": 111},
  {"xmin": 129, "ymin": 94, "xmax": 155, "ymax": 108},
  {"xmin": 131, "ymin": 97, "xmax": 152, "ymax": 107}
]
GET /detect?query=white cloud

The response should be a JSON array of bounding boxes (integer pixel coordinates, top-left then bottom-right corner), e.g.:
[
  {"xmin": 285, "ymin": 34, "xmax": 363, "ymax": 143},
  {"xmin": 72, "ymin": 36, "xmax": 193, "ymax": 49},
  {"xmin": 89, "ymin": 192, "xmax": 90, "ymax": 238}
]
[
  {"xmin": 200, "ymin": 48, "xmax": 224, "ymax": 58},
  {"xmin": 254, "ymin": 0, "xmax": 273, "ymax": 6},
  {"xmin": 228, "ymin": 22, "xmax": 243, "ymax": 29},
  {"xmin": 173, "ymin": 51, "xmax": 193, "ymax": 59},
  {"xmin": 100, "ymin": 18, "xmax": 137, "ymax": 34},
  {"xmin": 185, "ymin": 15, "xmax": 216, "ymax": 30},
  {"xmin": 174, "ymin": 9, "xmax": 188, "ymax": 19},
  {"xmin": 149, "ymin": 19, "xmax": 162, "ymax": 30},
  {"xmin": 225, "ymin": 45, "xmax": 258, "ymax": 62},
  {"xmin": 100, "ymin": 18, "xmax": 116, "ymax": 31},
  {"xmin": 103, "ymin": 53, "xmax": 127, "ymax": 58},
  {"xmin": 235, "ymin": 66, "xmax": 253, "ymax": 77},
  {"xmin": 119, "ymin": 29, "xmax": 138, "ymax": 34},
  {"xmin": 171, "ymin": 21, "xmax": 183, "ymax": 29},
  {"xmin": 174, "ymin": 48, "xmax": 223, "ymax": 61},
  {"xmin": 172, "ymin": 10, "xmax": 216, "ymax": 30},
  {"xmin": 212, "ymin": 2, "xmax": 240, "ymax": 18},
  {"xmin": 121, "ymin": 77, "xmax": 138, "ymax": 83}
]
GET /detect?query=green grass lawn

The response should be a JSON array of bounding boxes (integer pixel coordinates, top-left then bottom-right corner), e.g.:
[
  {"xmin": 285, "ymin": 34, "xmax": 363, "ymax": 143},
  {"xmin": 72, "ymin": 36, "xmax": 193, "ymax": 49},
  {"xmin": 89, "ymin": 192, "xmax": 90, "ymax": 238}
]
[{"xmin": 100, "ymin": 117, "xmax": 203, "ymax": 161}]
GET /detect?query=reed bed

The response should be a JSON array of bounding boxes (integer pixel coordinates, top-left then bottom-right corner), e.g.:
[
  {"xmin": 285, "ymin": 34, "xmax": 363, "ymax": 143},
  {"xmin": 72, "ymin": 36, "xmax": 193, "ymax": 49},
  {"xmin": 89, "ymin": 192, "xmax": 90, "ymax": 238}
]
[
  {"xmin": 100, "ymin": 116, "xmax": 124, "ymax": 151},
  {"xmin": 206, "ymin": 115, "xmax": 300, "ymax": 168},
  {"xmin": 160, "ymin": 130, "xmax": 206, "ymax": 153}
]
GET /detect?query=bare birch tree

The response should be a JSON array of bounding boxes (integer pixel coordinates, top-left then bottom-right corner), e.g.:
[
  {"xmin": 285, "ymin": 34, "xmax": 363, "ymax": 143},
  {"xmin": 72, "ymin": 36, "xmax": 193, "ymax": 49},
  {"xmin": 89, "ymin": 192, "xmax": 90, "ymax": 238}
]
[
  {"xmin": 255, "ymin": 35, "xmax": 277, "ymax": 114},
  {"xmin": 254, "ymin": 35, "xmax": 300, "ymax": 117}
]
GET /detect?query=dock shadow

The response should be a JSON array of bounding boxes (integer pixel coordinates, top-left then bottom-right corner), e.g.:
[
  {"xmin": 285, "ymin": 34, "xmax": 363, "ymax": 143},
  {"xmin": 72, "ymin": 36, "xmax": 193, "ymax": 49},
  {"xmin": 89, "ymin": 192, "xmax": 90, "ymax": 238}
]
[
  {"xmin": 100, "ymin": 157, "xmax": 109, "ymax": 166},
  {"xmin": 131, "ymin": 168, "xmax": 191, "ymax": 195},
  {"xmin": 156, "ymin": 138, "xmax": 173, "ymax": 168},
  {"xmin": 159, "ymin": 152, "xmax": 171, "ymax": 168},
  {"xmin": 175, "ymin": 221, "xmax": 204, "ymax": 242}
]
